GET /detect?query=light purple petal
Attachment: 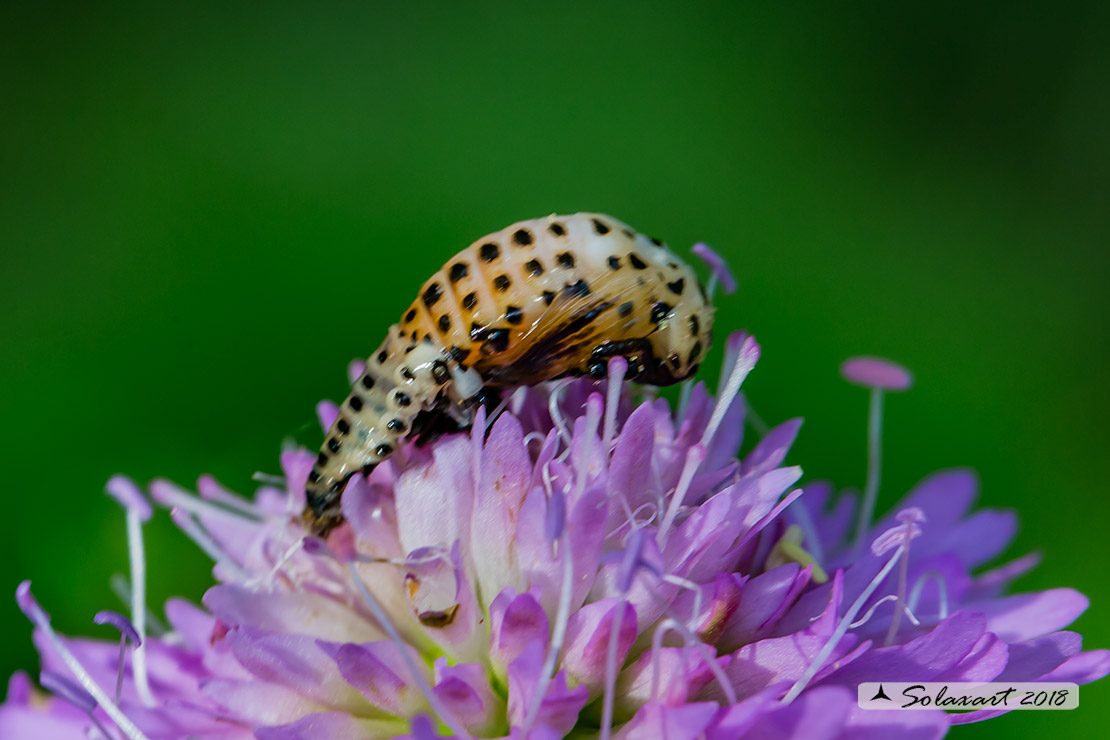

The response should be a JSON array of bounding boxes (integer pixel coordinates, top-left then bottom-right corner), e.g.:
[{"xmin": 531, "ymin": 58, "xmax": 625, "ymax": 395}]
[
  {"xmin": 471, "ymin": 413, "xmax": 533, "ymax": 601},
  {"xmin": 719, "ymin": 564, "xmax": 811, "ymax": 650},
  {"xmin": 506, "ymin": 641, "xmax": 588, "ymax": 735},
  {"xmin": 972, "ymin": 588, "xmax": 1089, "ymax": 642},
  {"xmin": 255, "ymin": 711, "xmax": 405, "ymax": 740},
  {"xmin": 562, "ymin": 598, "xmax": 637, "ymax": 694},
  {"xmin": 488, "ymin": 589, "xmax": 550, "ymax": 676},
  {"xmin": 433, "ymin": 659, "xmax": 502, "ymax": 737},
  {"xmin": 937, "ymin": 509, "xmax": 1017, "ymax": 567},
  {"xmin": 202, "ymin": 679, "xmax": 324, "ymax": 725},
  {"xmin": 740, "ymin": 419, "xmax": 802, "ymax": 478},
  {"xmin": 616, "ymin": 701, "xmax": 719, "ymax": 740},
  {"xmin": 722, "ymin": 685, "xmax": 852, "ymax": 740},
  {"xmin": 395, "ymin": 437, "xmax": 474, "ymax": 557},
  {"xmin": 821, "ymin": 610, "xmax": 989, "ymax": 686},
  {"xmin": 316, "ymin": 639, "xmax": 428, "ymax": 717},
  {"xmin": 316, "ymin": 400, "xmax": 340, "ymax": 434},
  {"xmin": 204, "ymin": 584, "xmax": 380, "ymax": 643},
  {"xmin": 615, "ymin": 647, "xmax": 726, "ymax": 712},
  {"xmin": 226, "ymin": 628, "xmax": 365, "ymax": 712},
  {"xmin": 840, "ymin": 702, "xmax": 950, "ymax": 740},
  {"xmin": 995, "ymin": 631, "xmax": 1081, "ymax": 681},
  {"xmin": 934, "ymin": 631, "xmax": 1008, "ymax": 682}
]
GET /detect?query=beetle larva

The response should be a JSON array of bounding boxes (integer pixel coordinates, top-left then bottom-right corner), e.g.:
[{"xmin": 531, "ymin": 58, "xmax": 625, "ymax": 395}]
[{"xmin": 304, "ymin": 213, "xmax": 714, "ymax": 536}]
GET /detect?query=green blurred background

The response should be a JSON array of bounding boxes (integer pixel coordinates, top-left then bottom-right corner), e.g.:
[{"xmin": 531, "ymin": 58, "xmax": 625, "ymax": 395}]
[{"xmin": 1, "ymin": 1, "xmax": 1107, "ymax": 736}]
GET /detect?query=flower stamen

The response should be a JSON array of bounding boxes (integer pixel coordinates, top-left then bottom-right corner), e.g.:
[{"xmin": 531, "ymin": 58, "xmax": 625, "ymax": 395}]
[
  {"xmin": 105, "ymin": 477, "xmax": 155, "ymax": 707},
  {"xmin": 17, "ymin": 583, "xmax": 150, "ymax": 740},
  {"xmin": 699, "ymin": 334, "xmax": 759, "ymax": 449},
  {"xmin": 908, "ymin": 569, "xmax": 950, "ymax": 621}
]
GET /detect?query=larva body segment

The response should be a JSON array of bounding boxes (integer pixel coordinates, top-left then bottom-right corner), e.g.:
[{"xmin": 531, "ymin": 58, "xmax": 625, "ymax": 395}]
[{"xmin": 304, "ymin": 213, "xmax": 714, "ymax": 535}]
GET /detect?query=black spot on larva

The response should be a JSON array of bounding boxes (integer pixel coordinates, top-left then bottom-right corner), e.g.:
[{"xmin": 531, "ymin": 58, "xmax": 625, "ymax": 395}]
[
  {"xmin": 376, "ymin": 443, "xmax": 393, "ymax": 457},
  {"xmin": 688, "ymin": 341, "xmax": 703, "ymax": 366},
  {"xmin": 689, "ymin": 315, "xmax": 700, "ymax": 335},
  {"xmin": 349, "ymin": 395, "xmax": 364, "ymax": 411},
  {"xmin": 542, "ymin": 290, "xmax": 555, "ymax": 305},
  {"xmin": 327, "ymin": 438, "xmax": 341, "ymax": 453},
  {"xmin": 505, "ymin": 305, "xmax": 523, "ymax": 325},
  {"xmin": 386, "ymin": 419, "xmax": 406, "ymax": 432},
  {"xmin": 618, "ymin": 301, "xmax": 634, "ymax": 317},
  {"xmin": 470, "ymin": 322, "xmax": 484, "ymax": 340},
  {"xmin": 361, "ymin": 375, "xmax": 375, "ymax": 390},
  {"xmin": 592, "ymin": 218, "xmax": 610, "ymax": 235},
  {"xmin": 483, "ymin": 328, "xmax": 510, "ymax": 353},
  {"xmin": 431, "ymin": 360, "xmax": 449, "ymax": 384},
  {"xmin": 317, "ymin": 452, "xmax": 329, "ymax": 466},
  {"xmin": 650, "ymin": 302, "xmax": 673, "ymax": 324},
  {"xmin": 512, "ymin": 229, "xmax": 533, "ymax": 246},
  {"xmin": 438, "ymin": 315, "xmax": 451, "ymax": 332},
  {"xmin": 423, "ymin": 334, "xmax": 433, "ymax": 344},
  {"xmin": 668, "ymin": 352, "xmax": 681, "ymax": 367},
  {"xmin": 401, "ymin": 367, "xmax": 415, "ymax": 381},
  {"xmin": 667, "ymin": 278, "xmax": 686, "ymax": 295},
  {"xmin": 629, "ymin": 253, "xmax": 648, "ymax": 270},
  {"xmin": 337, "ymin": 418, "xmax": 351, "ymax": 435},
  {"xmin": 450, "ymin": 345, "xmax": 470, "ymax": 362},
  {"xmin": 668, "ymin": 261, "xmax": 679, "ymax": 269},
  {"xmin": 622, "ymin": 228, "xmax": 634, "ymax": 238},
  {"xmin": 565, "ymin": 279, "xmax": 590, "ymax": 297},
  {"xmin": 525, "ymin": 259, "xmax": 544, "ymax": 276},
  {"xmin": 608, "ymin": 256, "xmax": 621, "ymax": 270},
  {"xmin": 395, "ymin": 392, "xmax": 412, "ymax": 407},
  {"xmin": 330, "ymin": 480, "xmax": 344, "ymax": 492},
  {"xmin": 493, "ymin": 274, "xmax": 511, "ymax": 292},
  {"xmin": 449, "ymin": 262, "xmax": 468, "ymax": 282},
  {"xmin": 307, "ymin": 470, "xmax": 321, "ymax": 483},
  {"xmin": 377, "ymin": 351, "xmax": 388, "ymax": 363},
  {"xmin": 422, "ymin": 282, "xmax": 442, "ymax": 308},
  {"xmin": 549, "ymin": 222, "xmax": 566, "ymax": 236},
  {"xmin": 462, "ymin": 292, "xmax": 477, "ymax": 310},
  {"xmin": 404, "ymin": 308, "xmax": 416, "ymax": 323},
  {"xmin": 650, "ymin": 237, "xmax": 663, "ymax": 247},
  {"xmin": 556, "ymin": 252, "xmax": 575, "ymax": 268},
  {"xmin": 480, "ymin": 242, "xmax": 500, "ymax": 262}
]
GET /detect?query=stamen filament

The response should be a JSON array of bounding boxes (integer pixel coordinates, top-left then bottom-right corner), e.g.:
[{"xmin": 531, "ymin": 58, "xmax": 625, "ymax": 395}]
[
  {"xmin": 169, "ymin": 509, "xmax": 250, "ymax": 581},
  {"xmin": 699, "ymin": 336, "xmax": 759, "ymax": 449},
  {"xmin": 599, "ymin": 592, "xmax": 628, "ymax": 740},
  {"xmin": 657, "ymin": 445, "xmax": 707, "ymax": 546},
  {"xmin": 782, "ymin": 546, "xmax": 904, "ymax": 704},
  {"xmin": 884, "ymin": 526, "xmax": 913, "ymax": 646},
  {"xmin": 124, "ymin": 510, "xmax": 154, "ymax": 707},
  {"xmin": 847, "ymin": 594, "xmax": 920, "ymax": 629},
  {"xmin": 908, "ymin": 570, "xmax": 950, "ymax": 620},
  {"xmin": 17, "ymin": 583, "xmax": 151, "ymax": 740},
  {"xmin": 852, "ymin": 388, "xmax": 885, "ymax": 558},
  {"xmin": 523, "ymin": 527, "xmax": 575, "ymax": 731}
]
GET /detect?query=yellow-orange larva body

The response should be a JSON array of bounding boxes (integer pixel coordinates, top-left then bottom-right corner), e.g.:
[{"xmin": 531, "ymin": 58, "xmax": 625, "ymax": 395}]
[{"xmin": 304, "ymin": 213, "xmax": 714, "ymax": 535}]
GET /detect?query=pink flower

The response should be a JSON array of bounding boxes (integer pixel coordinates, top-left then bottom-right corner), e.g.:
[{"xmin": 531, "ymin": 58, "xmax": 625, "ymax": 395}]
[{"xmin": 3, "ymin": 341, "xmax": 1107, "ymax": 739}]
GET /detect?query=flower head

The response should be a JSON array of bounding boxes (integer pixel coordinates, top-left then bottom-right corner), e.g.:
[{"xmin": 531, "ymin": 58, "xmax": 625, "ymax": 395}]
[{"xmin": 3, "ymin": 334, "xmax": 1108, "ymax": 739}]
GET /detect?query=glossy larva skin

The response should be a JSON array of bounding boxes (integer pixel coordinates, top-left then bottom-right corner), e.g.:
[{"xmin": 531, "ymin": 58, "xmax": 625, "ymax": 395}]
[{"xmin": 304, "ymin": 213, "xmax": 714, "ymax": 535}]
